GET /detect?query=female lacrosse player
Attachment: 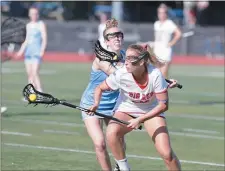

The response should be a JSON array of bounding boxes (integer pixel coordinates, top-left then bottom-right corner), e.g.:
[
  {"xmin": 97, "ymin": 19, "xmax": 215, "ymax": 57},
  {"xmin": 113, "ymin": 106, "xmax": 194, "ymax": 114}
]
[
  {"xmin": 17, "ymin": 7, "xmax": 47, "ymax": 93},
  {"xmin": 153, "ymin": 4, "xmax": 182, "ymax": 78},
  {"xmin": 89, "ymin": 44, "xmax": 181, "ymax": 171},
  {"xmin": 80, "ymin": 18, "xmax": 125, "ymax": 171}
]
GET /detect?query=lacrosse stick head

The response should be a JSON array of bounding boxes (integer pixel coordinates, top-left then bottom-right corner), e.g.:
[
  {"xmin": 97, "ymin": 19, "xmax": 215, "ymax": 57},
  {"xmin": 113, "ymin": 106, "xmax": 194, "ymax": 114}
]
[
  {"xmin": 93, "ymin": 40, "xmax": 120, "ymax": 63},
  {"xmin": 23, "ymin": 84, "xmax": 60, "ymax": 106}
]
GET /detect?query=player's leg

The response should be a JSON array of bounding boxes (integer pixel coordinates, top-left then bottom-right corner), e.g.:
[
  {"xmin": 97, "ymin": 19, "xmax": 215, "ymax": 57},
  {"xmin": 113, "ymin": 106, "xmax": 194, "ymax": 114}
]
[
  {"xmin": 159, "ymin": 63, "xmax": 170, "ymax": 79},
  {"xmin": 106, "ymin": 112, "xmax": 133, "ymax": 171},
  {"xmin": 83, "ymin": 115, "xmax": 112, "ymax": 171},
  {"xmin": 104, "ymin": 117, "xmax": 126, "ymax": 171},
  {"xmin": 25, "ymin": 58, "xmax": 35, "ymax": 85},
  {"xmin": 157, "ymin": 49, "xmax": 172, "ymax": 79},
  {"xmin": 144, "ymin": 116, "xmax": 181, "ymax": 171},
  {"xmin": 32, "ymin": 57, "xmax": 42, "ymax": 92}
]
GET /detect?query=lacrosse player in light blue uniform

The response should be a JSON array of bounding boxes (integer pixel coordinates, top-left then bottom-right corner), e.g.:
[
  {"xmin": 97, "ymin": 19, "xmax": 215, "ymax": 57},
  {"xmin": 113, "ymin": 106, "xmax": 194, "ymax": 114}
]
[
  {"xmin": 17, "ymin": 7, "xmax": 47, "ymax": 94},
  {"xmin": 80, "ymin": 18, "xmax": 126, "ymax": 171}
]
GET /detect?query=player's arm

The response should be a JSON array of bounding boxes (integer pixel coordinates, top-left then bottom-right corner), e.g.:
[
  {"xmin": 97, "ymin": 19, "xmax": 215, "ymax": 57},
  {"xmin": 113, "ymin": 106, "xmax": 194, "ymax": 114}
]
[
  {"xmin": 96, "ymin": 59, "xmax": 117, "ymax": 75},
  {"xmin": 93, "ymin": 81, "xmax": 112, "ymax": 107},
  {"xmin": 17, "ymin": 25, "xmax": 29, "ymax": 57},
  {"xmin": 168, "ymin": 25, "xmax": 182, "ymax": 47},
  {"xmin": 89, "ymin": 71, "xmax": 120, "ymax": 114},
  {"xmin": 137, "ymin": 71, "xmax": 169, "ymax": 123},
  {"xmin": 40, "ymin": 21, "xmax": 47, "ymax": 57},
  {"xmin": 138, "ymin": 91, "xmax": 168, "ymax": 123}
]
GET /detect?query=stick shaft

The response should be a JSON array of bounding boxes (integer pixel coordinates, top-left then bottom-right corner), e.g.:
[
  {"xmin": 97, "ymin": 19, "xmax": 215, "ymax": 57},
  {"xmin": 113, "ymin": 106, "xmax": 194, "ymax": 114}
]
[
  {"xmin": 60, "ymin": 101, "xmax": 131, "ymax": 126},
  {"xmin": 165, "ymin": 79, "xmax": 183, "ymax": 89}
]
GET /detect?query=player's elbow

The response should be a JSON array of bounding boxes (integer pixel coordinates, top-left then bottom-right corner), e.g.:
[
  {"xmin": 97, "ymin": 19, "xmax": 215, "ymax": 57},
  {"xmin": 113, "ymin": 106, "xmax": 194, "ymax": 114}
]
[
  {"xmin": 161, "ymin": 102, "xmax": 169, "ymax": 112},
  {"xmin": 176, "ymin": 30, "xmax": 182, "ymax": 40},
  {"xmin": 96, "ymin": 85, "xmax": 102, "ymax": 93}
]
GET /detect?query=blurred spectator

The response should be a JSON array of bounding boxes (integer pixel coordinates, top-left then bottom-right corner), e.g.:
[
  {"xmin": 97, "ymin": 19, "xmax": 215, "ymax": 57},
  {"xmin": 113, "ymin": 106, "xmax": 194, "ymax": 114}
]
[
  {"xmin": 98, "ymin": 13, "xmax": 108, "ymax": 49},
  {"xmin": 32, "ymin": 1, "xmax": 64, "ymax": 21},
  {"xmin": 1, "ymin": 1, "xmax": 10, "ymax": 13},
  {"xmin": 166, "ymin": 4, "xmax": 183, "ymax": 25},
  {"xmin": 196, "ymin": 0, "xmax": 210, "ymax": 26},
  {"xmin": 183, "ymin": 1, "xmax": 196, "ymax": 28},
  {"xmin": 9, "ymin": 1, "xmax": 29, "ymax": 17}
]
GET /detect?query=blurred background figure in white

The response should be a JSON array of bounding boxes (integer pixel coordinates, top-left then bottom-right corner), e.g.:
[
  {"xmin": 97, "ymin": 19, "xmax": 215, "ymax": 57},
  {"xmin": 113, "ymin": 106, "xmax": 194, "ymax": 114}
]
[
  {"xmin": 153, "ymin": 3, "xmax": 182, "ymax": 78},
  {"xmin": 98, "ymin": 12, "xmax": 108, "ymax": 49}
]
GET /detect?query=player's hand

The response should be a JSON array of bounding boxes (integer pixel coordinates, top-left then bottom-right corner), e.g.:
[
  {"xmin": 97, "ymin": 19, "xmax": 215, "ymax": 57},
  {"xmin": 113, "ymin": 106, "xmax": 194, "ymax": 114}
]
[
  {"xmin": 87, "ymin": 104, "xmax": 98, "ymax": 116},
  {"xmin": 127, "ymin": 118, "xmax": 141, "ymax": 130},
  {"xmin": 40, "ymin": 51, "xmax": 44, "ymax": 57},
  {"xmin": 168, "ymin": 79, "xmax": 177, "ymax": 88},
  {"xmin": 15, "ymin": 51, "xmax": 23, "ymax": 59},
  {"xmin": 167, "ymin": 42, "xmax": 173, "ymax": 47}
]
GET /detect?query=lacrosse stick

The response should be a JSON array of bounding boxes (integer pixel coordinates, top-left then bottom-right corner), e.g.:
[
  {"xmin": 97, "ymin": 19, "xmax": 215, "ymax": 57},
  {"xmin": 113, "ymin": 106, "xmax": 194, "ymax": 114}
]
[{"xmin": 22, "ymin": 84, "xmax": 142, "ymax": 130}]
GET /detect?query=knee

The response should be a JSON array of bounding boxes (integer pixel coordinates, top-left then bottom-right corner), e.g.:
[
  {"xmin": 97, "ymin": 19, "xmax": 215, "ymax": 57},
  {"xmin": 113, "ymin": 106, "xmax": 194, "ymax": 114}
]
[
  {"xmin": 106, "ymin": 129, "xmax": 119, "ymax": 143},
  {"xmin": 32, "ymin": 72, "xmax": 39, "ymax": 78},
  {"xmin": 93, "ymin": 140, "xmax": 106, "ymax": 153},
  {"xmin": 161, "ymin": 149, "xmax": 174, "ymax": 162},
  {"xmin": 27, "ymin": 72, "xmax": 33, "ymax": 79},
  {"xmin": 106, "ymin": 130, "xmax": 121, "ymax": 145}
]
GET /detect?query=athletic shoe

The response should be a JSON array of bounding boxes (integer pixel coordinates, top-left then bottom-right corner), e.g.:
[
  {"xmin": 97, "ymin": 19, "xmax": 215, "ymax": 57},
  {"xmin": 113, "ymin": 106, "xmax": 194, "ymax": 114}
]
[
  {"xmin": 22, "ymin": 97, "xmax": 27, "ymax": 102},
  {"xmin": 114, "ymin": 163, "xmax": 120, "ymax": 171},
  {"xmin": 1, "ymin": 106, "xmax": 7, "ymax": 114}
]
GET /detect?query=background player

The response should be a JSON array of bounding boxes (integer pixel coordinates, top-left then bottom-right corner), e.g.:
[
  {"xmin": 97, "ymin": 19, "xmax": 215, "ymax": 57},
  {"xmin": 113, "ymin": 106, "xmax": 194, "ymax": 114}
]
[
  {"xmin": 17, "ymin": 7, "xmax": 47, "ymax": 95},
  {"xmin": 153, "ymin": 4, "xmax": 182, "ymax": 78},
  {"xmin": 80, "ymin": 18, "xmax": 125, "ymax": 171}
]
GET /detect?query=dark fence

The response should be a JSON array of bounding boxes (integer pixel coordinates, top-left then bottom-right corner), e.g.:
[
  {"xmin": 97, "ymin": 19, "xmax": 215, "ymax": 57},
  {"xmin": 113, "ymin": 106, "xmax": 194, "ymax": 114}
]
[
  {"xmin": 44, "ymin": 20, "xmax": 224, "ymax": 57},
  {"xmin": 2, "ymin": 16, "xmax": 224, "ymax": 57}
]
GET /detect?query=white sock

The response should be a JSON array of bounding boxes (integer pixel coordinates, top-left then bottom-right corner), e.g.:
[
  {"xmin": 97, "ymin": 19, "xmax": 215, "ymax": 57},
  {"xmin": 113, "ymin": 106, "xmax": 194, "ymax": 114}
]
[{"xmin": 115, "ymin": 158, "xmax": 130, "ymax": 171}]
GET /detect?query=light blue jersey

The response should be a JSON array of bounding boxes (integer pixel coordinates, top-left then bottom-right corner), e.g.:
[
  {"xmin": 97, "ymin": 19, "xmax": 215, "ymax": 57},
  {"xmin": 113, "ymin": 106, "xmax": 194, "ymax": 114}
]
[
  {"xmin": 25, "ymin": 20, "xmax": 43, "ymax": 63},
  {"xmin": 80, "ymin": 50, "xmax": 125, "ymax": 119}
]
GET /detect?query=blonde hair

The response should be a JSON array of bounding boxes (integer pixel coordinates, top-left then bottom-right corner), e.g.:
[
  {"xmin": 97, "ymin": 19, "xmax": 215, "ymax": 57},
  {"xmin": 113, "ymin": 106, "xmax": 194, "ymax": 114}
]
[
  {"xmin": 158, "ymin": 3, "xmax": 168, "ymax": 13},
  {"xmin": 103, "ymin": 18, "xmax": 119, "ymax": 39},
  {"xmin": 127, "ymin": 44, "xmax": 163, "ymax": 67}
]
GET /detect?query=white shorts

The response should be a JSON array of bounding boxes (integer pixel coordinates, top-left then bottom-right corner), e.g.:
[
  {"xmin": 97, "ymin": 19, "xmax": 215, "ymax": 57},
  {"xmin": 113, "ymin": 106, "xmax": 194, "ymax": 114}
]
[
  {"xmin": 154, "ymin": 44, "xmax": 172, "ymax": 63},
  {"xmin": 129, "ymin": 113, "xmax": 165, "ymax": 119},
  {"xmin": 116, "ymin": 110, "xmax": 165, "ymax": 121}
]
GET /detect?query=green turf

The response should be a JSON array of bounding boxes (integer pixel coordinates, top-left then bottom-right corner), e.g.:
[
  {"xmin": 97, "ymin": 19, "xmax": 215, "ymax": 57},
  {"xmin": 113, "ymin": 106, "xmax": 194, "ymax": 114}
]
[{"xmin": 1, "ymin": 62, "xmax": 224, "ymax": 170}]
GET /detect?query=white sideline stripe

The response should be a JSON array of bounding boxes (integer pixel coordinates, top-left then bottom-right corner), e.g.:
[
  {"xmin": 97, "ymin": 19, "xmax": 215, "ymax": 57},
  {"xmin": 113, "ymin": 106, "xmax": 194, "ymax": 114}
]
[
  {"xmin": 168, "ymin": 132, "xmax": 224, "ymax": 140},
  {"xmin": 6, "ymin": 119, "xmax": 224, "ymax": 140},
  {"xmin": 166, "ymin": 113, "xmax": 224, "ymax": 121},
  {"xmin": 43, "ymin": 129, "xmax": 80, "ymax": 135},
  {"xmin": 183, "ymin": 128, "xmax": 220, "ymax": 134},
  {"xmin": 1, "ymin": 106, "xmax": 223, "ymax": 121},
  {"xmin": 3, "ymin": 143, "xmax": 225, "ymax": 167},
  {"xmin": 1, "ymin": 131, "xmax": 32, "ymax": 136},
  {"xmin": 137, "ymin": 130, "xmax": 224, "ymax": 140},
  {"xmin": 173, "ymin": 72, "xmax": 224, "ymax": 78},
  {"xmin": 1, "ymin": 68, "xmax": 56, "ymax": 75}
]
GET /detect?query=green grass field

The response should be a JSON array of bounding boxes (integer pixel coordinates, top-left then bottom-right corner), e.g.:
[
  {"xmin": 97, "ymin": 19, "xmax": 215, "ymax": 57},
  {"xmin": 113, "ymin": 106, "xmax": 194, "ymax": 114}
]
[{"xmin": 1, "ymin": 62, "xmax": 224, "ymax": 170}]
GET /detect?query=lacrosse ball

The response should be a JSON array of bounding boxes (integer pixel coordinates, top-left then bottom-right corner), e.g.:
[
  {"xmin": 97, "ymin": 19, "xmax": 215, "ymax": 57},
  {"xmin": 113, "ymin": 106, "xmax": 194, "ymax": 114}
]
[{"xmin": 29, "ymin": 94, "xmax": 37, "ymax": 101}]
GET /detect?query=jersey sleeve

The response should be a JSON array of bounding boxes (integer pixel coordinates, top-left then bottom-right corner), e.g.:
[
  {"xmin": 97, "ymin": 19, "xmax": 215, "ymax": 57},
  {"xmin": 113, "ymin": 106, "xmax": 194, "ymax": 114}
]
[
  {"xmin": 168, "ymin": 20, "xmax": 177, "ymax": 33},
  {"xmin": 153, "ymin": 69, "xmax": 168, "ymax": 94},
  {"xmin": 105, "ymin": 70, "xmax": 120, "ymax": 90}
]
